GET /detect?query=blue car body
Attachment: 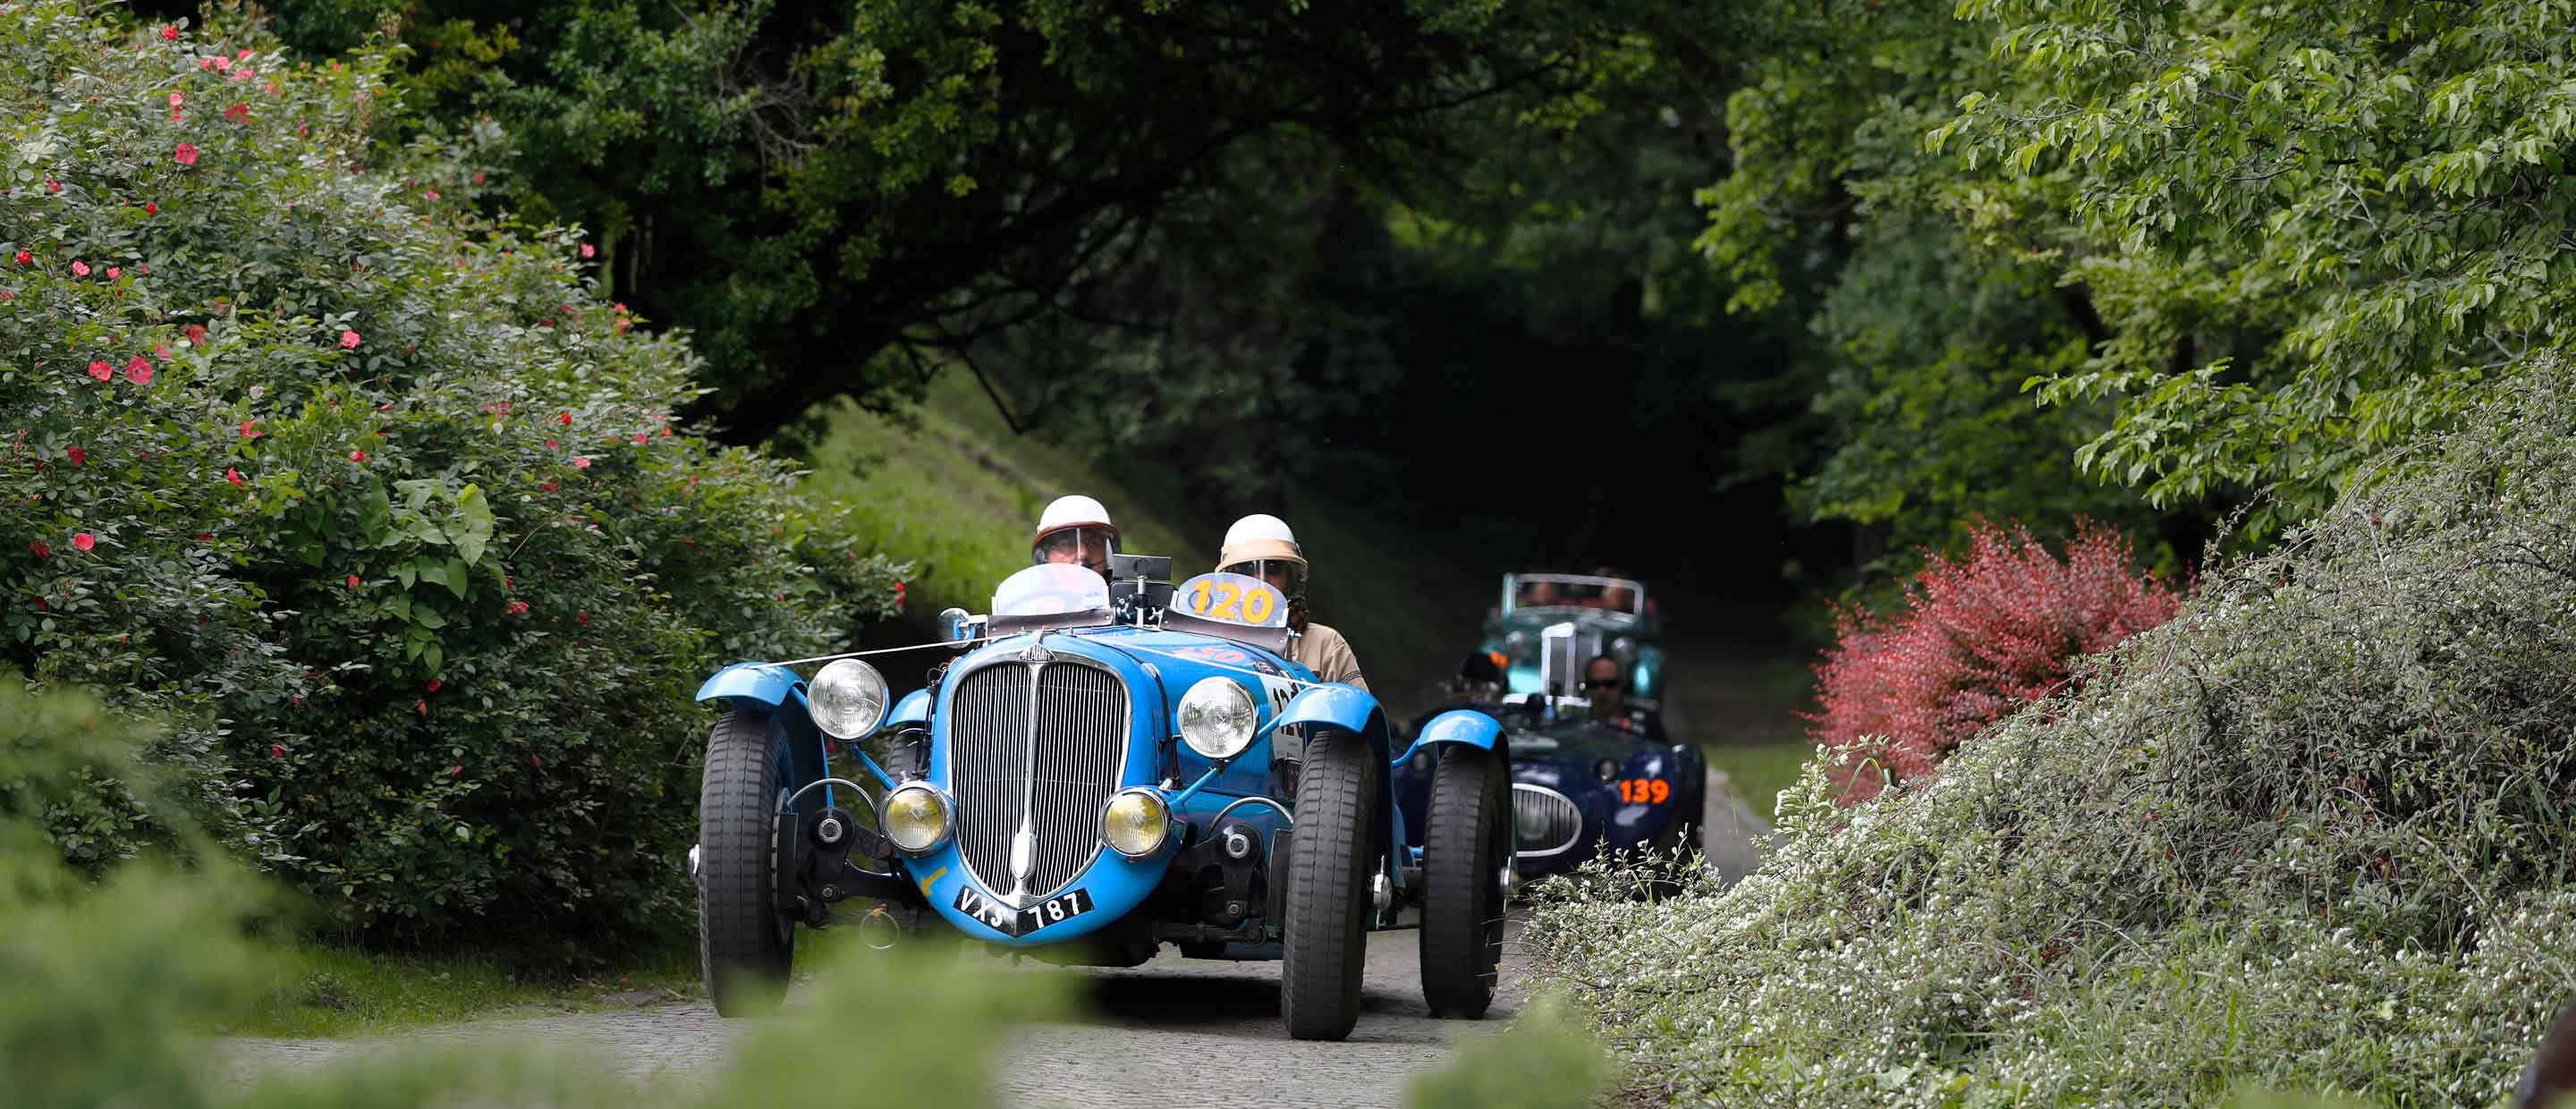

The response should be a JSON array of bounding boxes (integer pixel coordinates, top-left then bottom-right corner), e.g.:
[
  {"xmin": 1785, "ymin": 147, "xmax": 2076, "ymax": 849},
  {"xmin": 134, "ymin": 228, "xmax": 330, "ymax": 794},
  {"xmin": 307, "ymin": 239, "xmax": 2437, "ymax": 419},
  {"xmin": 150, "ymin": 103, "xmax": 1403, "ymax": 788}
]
[{"xmin": 697, "ymin": 610, "xmax": 1504, "ymax": 958}]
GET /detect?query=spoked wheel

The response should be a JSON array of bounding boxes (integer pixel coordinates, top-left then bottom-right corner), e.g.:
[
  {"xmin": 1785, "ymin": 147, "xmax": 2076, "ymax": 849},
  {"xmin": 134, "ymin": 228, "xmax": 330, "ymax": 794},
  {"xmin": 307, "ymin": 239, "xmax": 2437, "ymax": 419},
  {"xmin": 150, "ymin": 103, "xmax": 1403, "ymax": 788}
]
[
  {"xmin": 1281, "ymin": 732, "xmax": 1378, "ymax": 1042},
  {"xmin": 698, "ymin": 707, "xmax": 797, "ymax": 1016},
  {"xmin": 1419, "ymin": 743, "xmax": 1509, "ymax": 1018}
]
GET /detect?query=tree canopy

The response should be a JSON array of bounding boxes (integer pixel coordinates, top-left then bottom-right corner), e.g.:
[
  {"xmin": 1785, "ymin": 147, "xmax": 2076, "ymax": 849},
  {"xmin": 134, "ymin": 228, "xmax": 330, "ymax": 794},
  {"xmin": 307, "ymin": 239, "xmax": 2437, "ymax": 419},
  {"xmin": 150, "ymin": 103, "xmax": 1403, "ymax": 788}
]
[{"xmin": 237, "ymin": 0, "xmax": 1718, "ymax": 445}]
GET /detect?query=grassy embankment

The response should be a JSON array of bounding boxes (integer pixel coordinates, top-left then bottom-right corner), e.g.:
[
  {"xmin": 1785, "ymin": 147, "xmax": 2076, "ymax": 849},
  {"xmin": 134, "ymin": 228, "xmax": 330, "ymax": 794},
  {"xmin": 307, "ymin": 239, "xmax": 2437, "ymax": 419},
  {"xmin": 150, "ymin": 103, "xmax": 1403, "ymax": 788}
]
[{"xmin": 1527, "ymin": 366, "xmax": 2576, "ymax": 1106}]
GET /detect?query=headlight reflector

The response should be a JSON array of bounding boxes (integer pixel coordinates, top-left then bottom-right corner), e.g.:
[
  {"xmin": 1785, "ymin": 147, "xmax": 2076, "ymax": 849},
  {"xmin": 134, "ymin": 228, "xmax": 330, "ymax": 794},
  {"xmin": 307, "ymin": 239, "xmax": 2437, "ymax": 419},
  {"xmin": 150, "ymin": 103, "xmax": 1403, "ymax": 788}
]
[
  {"xmin": 809, "ymin": 658, "xmax": 890, "ymax": 740},
  {"xmin": 881, "ymin": 783, "xmax": 952, "ymax": 853},
  {"xmin": 1100, "ymin": 788, "xmax": 1171, "ymax": 858},
  {"xmin": 1176, "ymin": 677, "xmax": 1258, "ymax": 759}
]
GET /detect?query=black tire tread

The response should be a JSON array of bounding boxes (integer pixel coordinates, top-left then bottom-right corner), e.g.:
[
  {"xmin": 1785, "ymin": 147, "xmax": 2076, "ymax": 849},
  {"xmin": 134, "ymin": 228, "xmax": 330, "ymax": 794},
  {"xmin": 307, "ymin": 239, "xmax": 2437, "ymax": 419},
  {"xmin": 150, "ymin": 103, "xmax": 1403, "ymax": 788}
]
[
  {"xmin": 699, "ymin": 708, "xmax": 792, "ymax": 1017},
  {"xmin": 1419, "ymin": 744, "xmax": 1507, "ymax": 1017},
  {"xmin": 1280, "ymin": 732, "xmax": 1377, "ymax": 1041}
]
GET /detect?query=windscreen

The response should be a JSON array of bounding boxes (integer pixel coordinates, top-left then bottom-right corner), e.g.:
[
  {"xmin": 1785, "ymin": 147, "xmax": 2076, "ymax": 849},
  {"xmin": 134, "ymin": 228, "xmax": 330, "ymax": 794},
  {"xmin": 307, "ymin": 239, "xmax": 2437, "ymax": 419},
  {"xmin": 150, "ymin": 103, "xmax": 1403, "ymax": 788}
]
[
  {"xmin": 1510, "ymin": 575, "xmax": 1644, "ymax": 617},
  {"xmin": 991, "ymin": 563, "xmax": 1113, "ymax": 620}
]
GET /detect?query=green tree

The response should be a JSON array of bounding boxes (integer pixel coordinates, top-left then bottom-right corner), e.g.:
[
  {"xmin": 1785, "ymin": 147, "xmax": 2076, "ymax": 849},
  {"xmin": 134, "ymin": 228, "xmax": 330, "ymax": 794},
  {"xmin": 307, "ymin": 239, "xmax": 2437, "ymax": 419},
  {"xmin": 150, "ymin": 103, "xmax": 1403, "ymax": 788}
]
[
  {"xmin": 233, "ymin": 0, "xmax": 1711, "ymax": 444},
  {"xmin": 1935, "ymin": 0, "xmax": 2576, "ymax": 530},
  {"xmin": 1680, "ymin": 0, "xmax": 2216, "ymax": 568}
]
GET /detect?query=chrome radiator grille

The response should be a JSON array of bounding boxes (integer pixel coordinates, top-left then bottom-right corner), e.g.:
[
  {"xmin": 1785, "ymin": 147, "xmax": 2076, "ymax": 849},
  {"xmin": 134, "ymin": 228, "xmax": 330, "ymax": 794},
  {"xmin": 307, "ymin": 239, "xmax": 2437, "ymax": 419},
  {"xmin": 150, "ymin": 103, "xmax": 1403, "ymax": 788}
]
[
  {"xmin": 946, "ymin": 659, "xmax": 1129, "ymax": 903},
  {"xmin": 1512, "ymin": 783, "xmax": 1583, "ymax": 856}
]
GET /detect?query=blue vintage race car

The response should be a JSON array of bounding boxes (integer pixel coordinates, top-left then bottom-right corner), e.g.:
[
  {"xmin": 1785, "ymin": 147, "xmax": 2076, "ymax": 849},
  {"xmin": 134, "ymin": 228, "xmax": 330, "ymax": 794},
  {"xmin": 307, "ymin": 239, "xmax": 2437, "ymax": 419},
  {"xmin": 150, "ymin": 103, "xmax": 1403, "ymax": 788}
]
[
  {"xmin": 1397, "ymin": 696, "xmax": 1702, "ymax": 884},
  {"xmin": 689, "ymin": 555, "xmax": 1513, "ymax": 1040}
]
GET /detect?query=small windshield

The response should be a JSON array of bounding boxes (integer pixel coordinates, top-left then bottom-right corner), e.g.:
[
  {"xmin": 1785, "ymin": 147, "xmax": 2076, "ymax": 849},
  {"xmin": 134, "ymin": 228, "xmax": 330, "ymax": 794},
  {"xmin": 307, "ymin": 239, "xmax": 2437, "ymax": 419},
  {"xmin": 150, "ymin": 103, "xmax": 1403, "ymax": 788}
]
[
  {"xmin": 1510, "ymin": 575, "xmax": 1643, "ymax": 617},
  {"xmin": 1033, "ymin": 525, "xmax": 1118, "ymax": 579},
  {"xmin": 992, "ymin": 563, "xmax": 1112, "ymax": 620},
  {"xmin": 1219, "ymin": 557, "xmax": 1308, "ymax": 600}
]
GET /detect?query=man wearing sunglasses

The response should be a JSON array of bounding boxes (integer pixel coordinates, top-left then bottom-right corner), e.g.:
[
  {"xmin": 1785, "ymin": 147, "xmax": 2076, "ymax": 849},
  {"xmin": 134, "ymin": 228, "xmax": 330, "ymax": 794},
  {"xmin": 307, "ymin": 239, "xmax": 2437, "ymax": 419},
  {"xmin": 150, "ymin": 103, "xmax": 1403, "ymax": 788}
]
[{"xmin": 1581, "ymin": 653, "xmax": 1664, "ymax": 739}]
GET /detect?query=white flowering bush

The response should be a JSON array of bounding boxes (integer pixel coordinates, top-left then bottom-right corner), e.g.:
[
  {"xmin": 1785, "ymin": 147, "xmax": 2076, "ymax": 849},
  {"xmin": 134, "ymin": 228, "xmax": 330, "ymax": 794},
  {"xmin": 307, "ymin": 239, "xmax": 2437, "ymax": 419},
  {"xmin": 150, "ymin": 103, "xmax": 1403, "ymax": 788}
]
[{"xmin": 1526, "ymin": 357, "xmax": 2576, "ymax": 1105}]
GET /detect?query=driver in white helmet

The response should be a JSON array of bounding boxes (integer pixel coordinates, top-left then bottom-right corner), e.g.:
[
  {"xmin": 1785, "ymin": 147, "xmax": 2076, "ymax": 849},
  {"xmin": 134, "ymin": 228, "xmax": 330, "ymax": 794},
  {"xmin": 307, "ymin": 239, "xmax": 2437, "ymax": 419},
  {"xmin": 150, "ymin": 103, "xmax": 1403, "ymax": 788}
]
[
  {"xmin": 1218, "ymin": 514, "xmax": 1366, "ymax": 691},
  {"xmin": 1032, "ymin": 495, "xmax": 1120, "ymax": 580}
]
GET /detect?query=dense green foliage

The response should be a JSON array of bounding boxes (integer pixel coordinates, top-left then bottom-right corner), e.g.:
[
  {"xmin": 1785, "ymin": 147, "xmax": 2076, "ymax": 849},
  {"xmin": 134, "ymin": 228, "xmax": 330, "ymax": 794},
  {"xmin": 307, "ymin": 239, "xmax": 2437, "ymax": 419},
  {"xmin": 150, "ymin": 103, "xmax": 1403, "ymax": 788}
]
[
  {"xmin": 1701, "ymin": 0, "xmax": 2576, "ymax": 552},
  {"xmin": 1530, "ymin": 362, "xmax": 2576, "ymax": 1105},
  {"xmin": 1938, "ymin": 0, "xmax": 2576, "ymax": 527},
  {"xmin": 0, "ymin": 4, "xmax": 900, "ymax": 951}
]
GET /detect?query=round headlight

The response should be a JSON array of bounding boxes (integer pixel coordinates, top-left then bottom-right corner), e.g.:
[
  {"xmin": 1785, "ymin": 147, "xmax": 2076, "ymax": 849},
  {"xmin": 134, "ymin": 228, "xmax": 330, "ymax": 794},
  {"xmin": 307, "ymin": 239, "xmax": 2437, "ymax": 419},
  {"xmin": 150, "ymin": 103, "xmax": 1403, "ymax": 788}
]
[
  {"xmin": 1176, "ymin": 677, "xmax": 1258, "ymax": 760},
  {"xmin": 881, "ymin": 783, "xmax": 952, "ymax": 853},
  {"xmin": 1100, "ymin": 788, "xmax": 1170, "ymax": 858},
  {"xmin": 809, "ymin": 658, "xmax": 889, "ymax": 740},
  {"xmin": 1503, "ymin": 630, "xmax": 1532, "ymax": 659}
]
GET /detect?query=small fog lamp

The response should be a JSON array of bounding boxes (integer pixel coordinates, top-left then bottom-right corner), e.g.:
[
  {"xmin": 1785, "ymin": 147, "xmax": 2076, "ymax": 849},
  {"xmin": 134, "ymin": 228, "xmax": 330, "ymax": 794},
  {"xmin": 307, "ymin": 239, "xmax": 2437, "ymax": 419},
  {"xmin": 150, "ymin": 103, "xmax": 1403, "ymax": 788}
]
[
  {"xmin": 881, "ymin": 783, "xmax": 953, "ymax": 853},
  {"xmin": 1100, "ymin": 788, "xmax": 1171, "ymax": 859}
]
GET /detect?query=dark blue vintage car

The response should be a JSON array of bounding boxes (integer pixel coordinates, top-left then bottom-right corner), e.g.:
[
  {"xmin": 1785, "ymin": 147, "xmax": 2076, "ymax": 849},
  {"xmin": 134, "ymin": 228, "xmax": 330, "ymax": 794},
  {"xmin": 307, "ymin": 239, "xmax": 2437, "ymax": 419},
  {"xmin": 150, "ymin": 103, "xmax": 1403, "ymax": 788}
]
[
  {"xmin": 689, "ymin": 556, "xmax": 1513, "ymax": 1040},
  {"xmin": 1396, "ymin": 698, "xmax": 1702, "ymax": 884}
]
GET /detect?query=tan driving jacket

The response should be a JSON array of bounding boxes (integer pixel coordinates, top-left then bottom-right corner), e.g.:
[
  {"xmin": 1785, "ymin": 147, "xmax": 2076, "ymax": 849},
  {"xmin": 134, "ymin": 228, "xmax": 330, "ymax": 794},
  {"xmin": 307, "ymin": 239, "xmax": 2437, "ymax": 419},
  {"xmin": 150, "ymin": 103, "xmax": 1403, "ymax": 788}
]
[{"xmin": 1292, "ymin": 622, "xmax": 1368, "ymax": 691}]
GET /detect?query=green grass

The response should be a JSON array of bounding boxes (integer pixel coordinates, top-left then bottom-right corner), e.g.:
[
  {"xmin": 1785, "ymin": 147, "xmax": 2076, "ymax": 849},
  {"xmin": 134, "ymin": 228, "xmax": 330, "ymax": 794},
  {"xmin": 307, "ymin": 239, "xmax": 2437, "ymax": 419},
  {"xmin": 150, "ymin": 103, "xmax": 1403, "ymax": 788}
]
[
  {"xmin": 231, "ymin": 944, "xmax": 700, "ymax": 1038},
  {"xmin": 1703, "ymin": 737, "xmax": 1818, "ymax": 821},
  {"xmin": 1680, "ymin": 650, "xmax": 1819, "ymax": 819}
]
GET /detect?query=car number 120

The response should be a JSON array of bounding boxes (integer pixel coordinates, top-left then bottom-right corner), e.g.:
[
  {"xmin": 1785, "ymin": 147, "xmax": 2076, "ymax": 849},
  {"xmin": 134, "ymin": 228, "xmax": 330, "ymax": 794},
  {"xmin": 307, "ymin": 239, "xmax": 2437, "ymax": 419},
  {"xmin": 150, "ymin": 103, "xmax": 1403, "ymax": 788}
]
[{"xmin": 1184, "ymin": 578, "xmax": 1281, "ymax": 624}]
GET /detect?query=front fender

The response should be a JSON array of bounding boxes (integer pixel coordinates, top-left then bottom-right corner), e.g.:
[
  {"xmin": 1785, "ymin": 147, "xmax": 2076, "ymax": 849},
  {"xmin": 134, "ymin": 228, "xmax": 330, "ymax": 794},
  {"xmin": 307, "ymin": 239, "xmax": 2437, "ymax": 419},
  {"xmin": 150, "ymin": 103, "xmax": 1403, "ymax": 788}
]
[
  {"xmin": 888, "ymin": 689, "xmax": 932, "ymax": 728},
  {"xmin": 1273, "ymin": 683, "xmax": 1406, "ymax": 881},
  {"xmin": 1274, "ymin": 683, "xmax": 1392, "ymax": 764},
  {"xmin": 695, "ymin": 662, "xmax": 803, "ymax": 709},
  {"xmin": 1395, "ymin": 709, "xmax": 1504, "ymax": 765}
]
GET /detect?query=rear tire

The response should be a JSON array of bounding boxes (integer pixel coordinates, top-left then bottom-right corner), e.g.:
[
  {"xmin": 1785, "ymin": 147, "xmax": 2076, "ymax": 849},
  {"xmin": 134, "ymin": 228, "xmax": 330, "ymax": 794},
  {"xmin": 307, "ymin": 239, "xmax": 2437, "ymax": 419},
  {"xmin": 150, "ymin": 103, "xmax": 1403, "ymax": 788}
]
[
  {"xmin": 1420, "ymin": 744, "xmax": 1509, "ymax": 1017},
  {"xmin": 1280, "ymin": 732, "xmax": 1377, "ymax": 1041},
  {"xmin": 699, "ymin": 707, "xmax": 796, "ymax": 1017}
]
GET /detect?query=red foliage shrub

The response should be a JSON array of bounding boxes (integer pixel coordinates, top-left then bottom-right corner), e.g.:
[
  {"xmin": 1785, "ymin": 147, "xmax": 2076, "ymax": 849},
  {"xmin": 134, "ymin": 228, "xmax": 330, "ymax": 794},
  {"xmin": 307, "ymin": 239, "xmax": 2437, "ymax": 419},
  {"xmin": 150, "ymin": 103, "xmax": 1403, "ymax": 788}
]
[{"xmin": 1809, "ymin": 520, "xmax": 2184, "ymax": 802}]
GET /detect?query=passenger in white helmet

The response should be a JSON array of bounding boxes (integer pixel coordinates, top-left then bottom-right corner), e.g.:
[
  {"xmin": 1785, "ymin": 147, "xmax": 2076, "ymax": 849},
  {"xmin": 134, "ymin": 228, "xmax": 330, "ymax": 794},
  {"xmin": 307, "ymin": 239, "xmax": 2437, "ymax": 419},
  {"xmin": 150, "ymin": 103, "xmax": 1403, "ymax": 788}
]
[
  {"xmin": 1031, "ymin": 495, "xmax": 1120, "ymax": 580},
  {"xmin": 1217, "ymin": 514, "xmax": 1366, "ymax": 692}
]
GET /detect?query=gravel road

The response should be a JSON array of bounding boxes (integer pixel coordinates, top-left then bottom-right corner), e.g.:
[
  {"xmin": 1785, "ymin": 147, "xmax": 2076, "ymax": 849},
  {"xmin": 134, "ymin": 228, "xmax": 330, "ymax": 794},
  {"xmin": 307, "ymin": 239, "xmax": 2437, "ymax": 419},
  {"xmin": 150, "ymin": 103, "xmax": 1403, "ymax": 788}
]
[
  {"xmin": 225, "ymin": 921, "xmax": 1534, "ymax": 1106},
  {"xmin": 224, "ymin": 664, "xmax": 1774, "ymax": 1105}
]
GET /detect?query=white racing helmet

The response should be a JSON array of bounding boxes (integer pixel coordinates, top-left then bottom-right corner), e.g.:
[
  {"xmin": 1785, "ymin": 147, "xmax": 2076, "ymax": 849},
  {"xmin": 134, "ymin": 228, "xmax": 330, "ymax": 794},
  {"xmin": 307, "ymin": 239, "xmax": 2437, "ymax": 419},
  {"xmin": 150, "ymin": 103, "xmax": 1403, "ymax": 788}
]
[
  {"xmin": 1032, "ymin": 494, "xmax": 1120, "ymax": 577},
  {"xmin": 1217, "ymin": 513, "xmax": 1308, "ymax": 598}
]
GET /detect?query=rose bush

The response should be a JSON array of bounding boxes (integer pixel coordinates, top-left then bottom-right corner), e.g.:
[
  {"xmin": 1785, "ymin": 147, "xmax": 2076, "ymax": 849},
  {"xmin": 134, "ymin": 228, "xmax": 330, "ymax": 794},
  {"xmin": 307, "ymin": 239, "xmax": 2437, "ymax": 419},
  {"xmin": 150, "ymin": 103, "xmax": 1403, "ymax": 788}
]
[{"xmin": 0, "ymin": 3, "xmax": 902, "ymax": 952}]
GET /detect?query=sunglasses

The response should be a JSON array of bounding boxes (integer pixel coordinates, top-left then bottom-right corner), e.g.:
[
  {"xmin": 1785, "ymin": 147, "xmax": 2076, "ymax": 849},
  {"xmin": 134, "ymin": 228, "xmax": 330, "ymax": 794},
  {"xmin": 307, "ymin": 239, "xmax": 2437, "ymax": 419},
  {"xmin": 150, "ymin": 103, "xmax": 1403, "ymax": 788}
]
[{"xmin": 1580, "ymin": 678, "xmax": 1623, "ymax": 690}]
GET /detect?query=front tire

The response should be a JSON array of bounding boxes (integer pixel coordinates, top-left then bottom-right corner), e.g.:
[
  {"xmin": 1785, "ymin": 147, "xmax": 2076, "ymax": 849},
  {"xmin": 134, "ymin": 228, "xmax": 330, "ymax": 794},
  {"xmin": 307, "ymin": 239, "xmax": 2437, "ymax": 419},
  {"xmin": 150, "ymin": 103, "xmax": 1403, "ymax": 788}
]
[
  {"xmin": 1419, "ymin": 744, "xmax": 1509, "ymax": 1017},
  {"xmin": 1280, "ymin": 732, "xmax": 1377, "ymax": 1041},
  {"xmin": 699, "ymin": 707, "xmax": 796, "ymax": 1017}
]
